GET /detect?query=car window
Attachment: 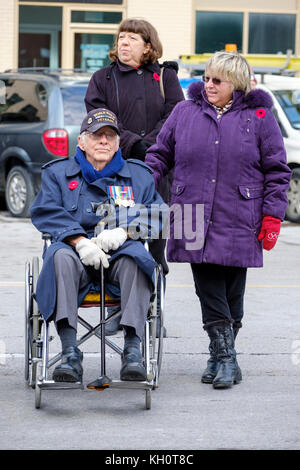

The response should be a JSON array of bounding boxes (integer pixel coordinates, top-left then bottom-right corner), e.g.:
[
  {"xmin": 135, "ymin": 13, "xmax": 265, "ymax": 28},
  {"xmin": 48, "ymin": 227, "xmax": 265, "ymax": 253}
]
[
  {"xmin": 0, "ymin": 79, "xmax": 48, "ymax": 123},
  {"xmin": 61, "ymin": 85, "xmax": 87, "ymax": 126},
  {"xmin": 274, "ymin": 90, "xmax": 300, "ymax": 130}
]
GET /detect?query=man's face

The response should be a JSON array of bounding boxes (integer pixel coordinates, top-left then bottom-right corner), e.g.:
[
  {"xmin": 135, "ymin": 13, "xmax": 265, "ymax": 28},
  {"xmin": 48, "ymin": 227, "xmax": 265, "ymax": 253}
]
[{"xmin": 78, "ymin": 126, "xmax": 119, "ymax": 170}]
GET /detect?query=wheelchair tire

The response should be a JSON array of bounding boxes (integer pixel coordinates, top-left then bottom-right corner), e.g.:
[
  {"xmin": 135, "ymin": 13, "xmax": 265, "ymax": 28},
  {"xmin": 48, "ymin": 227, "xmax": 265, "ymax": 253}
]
[
  {"xmin": 24, "ymin": 261, "xmax": 31, "ymax": 382},
  {"xmin": 145, "ymin": 389, "xmax": 151, "ymax": 410},
  {"xmin": 154, "ymin": 270, "xmax": 164, "ymax": 388},
  {"xmin": 27, "ymin": 256, "xmax": 41, "ymax": 388}
]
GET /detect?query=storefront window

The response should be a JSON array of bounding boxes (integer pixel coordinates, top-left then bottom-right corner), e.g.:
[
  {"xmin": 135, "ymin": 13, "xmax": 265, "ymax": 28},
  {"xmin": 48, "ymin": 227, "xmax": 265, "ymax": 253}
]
[
  {"xmin": 195, "ymin": 11, "xmax": 243, "ymax": 53},
  {"xmin": 71, "ymin": 11, "xmax": 122, "ymax": 24},
  {"xmin": 74, "ymin": 33, "xmax": 114, "ymax": 73},
  {"xmin": 19, "ymin": 6, "xmax": 62, "ymax": 68},
  {"xmin": 248, "ymin": 13, "xmax": 296, "ymax": 54}
]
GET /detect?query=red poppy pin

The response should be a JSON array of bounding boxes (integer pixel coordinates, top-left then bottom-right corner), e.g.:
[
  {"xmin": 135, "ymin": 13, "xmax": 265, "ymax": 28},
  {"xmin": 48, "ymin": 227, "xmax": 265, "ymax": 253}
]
[
  {"xmin": 256, "ymin": 109, "xmax": 266, "ymax": 118},
  {"xmin": 68, "ymin": 180, "xmax": 78, "ymax": 190},
  {"xmin": 153, "ymin": 72, "xmax": 160, "ymax": 81}
]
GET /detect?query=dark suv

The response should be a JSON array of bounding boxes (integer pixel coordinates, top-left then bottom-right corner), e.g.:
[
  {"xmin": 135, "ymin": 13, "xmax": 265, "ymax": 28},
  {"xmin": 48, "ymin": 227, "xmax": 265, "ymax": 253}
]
[{"xmin": 0, "ymin": 69, "xmax": 91, "ymax": 217}]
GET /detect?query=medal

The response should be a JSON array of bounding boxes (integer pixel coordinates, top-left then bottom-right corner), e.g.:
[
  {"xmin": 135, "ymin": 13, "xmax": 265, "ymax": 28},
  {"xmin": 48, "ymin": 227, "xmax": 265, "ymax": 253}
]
[{"xmin": 108, "ymin": 185, "xmax": 135, "ymax": 207}]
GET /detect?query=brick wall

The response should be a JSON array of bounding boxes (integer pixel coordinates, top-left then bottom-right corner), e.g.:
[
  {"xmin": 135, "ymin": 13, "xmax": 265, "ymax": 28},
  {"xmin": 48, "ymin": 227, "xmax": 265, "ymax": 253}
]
[
  {"xmin": 127, "ymin": 0, "xmax": 194, "ymax": 62},
  {"xmin": 0, "ymin": 0, "xmax": 16, "ymax": 72}
]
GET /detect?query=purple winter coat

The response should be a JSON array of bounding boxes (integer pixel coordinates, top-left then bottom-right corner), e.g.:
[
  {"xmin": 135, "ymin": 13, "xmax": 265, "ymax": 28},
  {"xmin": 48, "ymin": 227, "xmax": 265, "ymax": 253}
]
[
  {"xmin": 85, "ymin": 60, "xmax": 184, "ymax": 158},
  {"xmin": 145, "ymin": 81, "xmax": 291, "ymax": 268}
]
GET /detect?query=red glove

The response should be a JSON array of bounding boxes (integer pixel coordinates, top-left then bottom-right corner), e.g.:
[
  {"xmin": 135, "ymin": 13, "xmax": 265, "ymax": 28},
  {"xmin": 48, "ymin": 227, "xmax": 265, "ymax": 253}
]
[{"xmin": 258, "ymin": 215, "xmax": 281, "ymax": 251}]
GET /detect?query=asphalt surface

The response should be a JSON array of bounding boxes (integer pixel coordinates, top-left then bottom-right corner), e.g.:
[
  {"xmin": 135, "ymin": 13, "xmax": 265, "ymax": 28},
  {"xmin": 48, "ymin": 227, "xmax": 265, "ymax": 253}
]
[{"xmin": 0, "ymin": 211, "xmax": 300, "ymax": 451}]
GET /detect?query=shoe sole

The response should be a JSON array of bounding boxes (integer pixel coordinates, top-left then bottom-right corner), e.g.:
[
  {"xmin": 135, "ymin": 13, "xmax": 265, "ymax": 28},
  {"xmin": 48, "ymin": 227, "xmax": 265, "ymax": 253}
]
[
  {"xmin": 53, "ymin": 369, "xmax": 82, "ymax": 383},
  {"xmin": 120, "ymin": 364, "xmax": 147, "ymax": 382}
]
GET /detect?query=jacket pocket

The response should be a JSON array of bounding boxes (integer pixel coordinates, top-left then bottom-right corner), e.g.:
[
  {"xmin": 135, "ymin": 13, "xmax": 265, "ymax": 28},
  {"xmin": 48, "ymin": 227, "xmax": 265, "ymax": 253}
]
[
  {"xmin": 238, "ymin": 185, "xmax": 264, "ymax": 199},
  {"xmin": 171, "ymin": 183, "xmax": 186, "ymax": 197},
  {"xmin": 238, "ymin": 184, "xmax": 264, "ymax": 229}
]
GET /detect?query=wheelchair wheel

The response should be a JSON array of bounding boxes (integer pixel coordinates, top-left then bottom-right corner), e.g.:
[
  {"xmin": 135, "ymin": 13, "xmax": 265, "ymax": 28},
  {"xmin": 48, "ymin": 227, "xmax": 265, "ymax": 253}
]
[
  {"xmin": 149, "ymin": 268, "xmax": 164, "ymax": 389},
  {"xmin": 145, "ymin": 389, "xmax": 151, "ymax": 410},
  {"xmin": 25, "ymin": 257, "xmax": 41, "ymax": 387}
]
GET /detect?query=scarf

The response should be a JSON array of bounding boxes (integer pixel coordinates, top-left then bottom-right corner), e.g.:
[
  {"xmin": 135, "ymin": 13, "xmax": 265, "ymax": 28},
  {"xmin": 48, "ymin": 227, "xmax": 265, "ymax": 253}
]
[
  {"xmin": 213, "ymin": 100, "xmax": 233, "ymax": 119},
  {"xmin": 75, "ymin": 146, "xmax": 125, "ymax": 183}
]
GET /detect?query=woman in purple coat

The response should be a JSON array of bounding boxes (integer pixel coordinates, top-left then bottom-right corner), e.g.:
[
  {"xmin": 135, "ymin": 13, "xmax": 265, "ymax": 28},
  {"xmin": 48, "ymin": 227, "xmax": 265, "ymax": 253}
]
[{"xmin": 145, "ymin": 51, "xmax": 291, "ymax": 389}]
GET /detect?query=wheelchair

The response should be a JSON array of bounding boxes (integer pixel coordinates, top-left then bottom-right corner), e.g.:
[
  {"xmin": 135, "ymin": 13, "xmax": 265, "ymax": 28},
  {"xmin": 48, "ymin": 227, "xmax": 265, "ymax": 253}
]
[{"xmin": 24, "ymin": 234, "xmax": 165, "ymax": 410}]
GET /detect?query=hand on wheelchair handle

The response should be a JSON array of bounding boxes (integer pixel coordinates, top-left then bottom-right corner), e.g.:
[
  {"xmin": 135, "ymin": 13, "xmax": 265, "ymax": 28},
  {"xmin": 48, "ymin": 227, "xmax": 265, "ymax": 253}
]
[
  {"xmin": 75, "ymin": 238, "xmax": 110, "ymax": 269},
  {"xmin": 92, "ymin": 227, "xmax": 127, "ymax": 253}
]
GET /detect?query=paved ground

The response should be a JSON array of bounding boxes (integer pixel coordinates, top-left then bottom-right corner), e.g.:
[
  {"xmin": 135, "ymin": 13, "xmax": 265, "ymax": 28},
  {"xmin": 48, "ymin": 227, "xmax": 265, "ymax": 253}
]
[{"xmin": 0, "ymin": 212, "xmax": 300, "ymax": 451}]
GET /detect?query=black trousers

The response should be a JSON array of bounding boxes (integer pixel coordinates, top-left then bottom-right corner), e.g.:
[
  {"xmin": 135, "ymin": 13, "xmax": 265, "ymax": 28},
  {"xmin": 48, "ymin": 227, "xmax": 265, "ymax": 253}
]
[{"xmin": 191, "ymin": 263, "xmax": 247, "ymax": 325}]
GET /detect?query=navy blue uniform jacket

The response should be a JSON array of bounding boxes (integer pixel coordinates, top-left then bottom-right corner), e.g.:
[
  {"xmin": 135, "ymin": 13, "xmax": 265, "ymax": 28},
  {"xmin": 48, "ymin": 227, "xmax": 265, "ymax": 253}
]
[{"xmin": 30, "ymin": 155, "xmax": 167, "ymax": 322}]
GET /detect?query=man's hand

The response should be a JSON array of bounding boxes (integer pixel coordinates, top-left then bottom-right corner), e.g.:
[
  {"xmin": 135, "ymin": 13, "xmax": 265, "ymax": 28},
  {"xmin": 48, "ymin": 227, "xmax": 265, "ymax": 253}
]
[
  {"xmin": 75, "ymin": 238, "xmax": 110, "ymax": 269},
  {"xmin": 257, "ymin": 215, "xmax": 281, "ymax": 251},
  {"xmin": 92, "ymin": 227, "xmax": 127, "ymax": 253}
]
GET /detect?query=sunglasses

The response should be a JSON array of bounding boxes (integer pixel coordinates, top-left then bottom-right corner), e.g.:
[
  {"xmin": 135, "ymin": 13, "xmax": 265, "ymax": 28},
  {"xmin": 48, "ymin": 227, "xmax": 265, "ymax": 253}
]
[{"xmin": 203, "ymin": 75, "xmax": 230, "ymax": 85}]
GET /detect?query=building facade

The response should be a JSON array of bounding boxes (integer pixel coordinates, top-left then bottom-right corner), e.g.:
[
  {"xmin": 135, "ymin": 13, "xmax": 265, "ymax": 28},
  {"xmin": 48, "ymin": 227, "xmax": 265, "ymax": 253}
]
[{"xmin": 1, "ymin": 0, "xmax": 300, "ymax": 73}]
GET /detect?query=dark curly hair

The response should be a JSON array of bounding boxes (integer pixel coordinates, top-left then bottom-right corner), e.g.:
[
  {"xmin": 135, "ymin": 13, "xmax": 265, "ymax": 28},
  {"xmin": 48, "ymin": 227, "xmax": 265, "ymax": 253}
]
[{"xmin": 109, "ymin": 18, "xmax": 163, "ymax": 64}]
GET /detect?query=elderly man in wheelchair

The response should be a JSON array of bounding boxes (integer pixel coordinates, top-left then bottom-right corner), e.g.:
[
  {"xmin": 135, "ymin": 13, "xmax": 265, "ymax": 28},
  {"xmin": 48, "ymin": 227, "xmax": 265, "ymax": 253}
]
[{"xmin": 30, "ymin": 108, "xmax": 167, "ymax": 386}]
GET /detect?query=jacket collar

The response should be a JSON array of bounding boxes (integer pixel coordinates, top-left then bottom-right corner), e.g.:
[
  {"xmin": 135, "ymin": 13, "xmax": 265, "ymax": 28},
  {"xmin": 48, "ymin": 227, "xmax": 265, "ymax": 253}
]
[
  {"xmin": 187, "ymin": 80, "xmax": 273, "ymax": 110},
  {"xmin": 116, "ymin": 59, "xmax": 160, "ymax": 74}
]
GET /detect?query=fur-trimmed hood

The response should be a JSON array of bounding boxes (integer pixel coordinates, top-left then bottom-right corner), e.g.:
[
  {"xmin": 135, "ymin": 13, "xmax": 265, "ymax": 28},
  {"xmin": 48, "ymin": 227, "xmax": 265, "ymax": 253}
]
[{"xmin": 187, "ymin": 79, "xmax": 273, "ymax": 109}]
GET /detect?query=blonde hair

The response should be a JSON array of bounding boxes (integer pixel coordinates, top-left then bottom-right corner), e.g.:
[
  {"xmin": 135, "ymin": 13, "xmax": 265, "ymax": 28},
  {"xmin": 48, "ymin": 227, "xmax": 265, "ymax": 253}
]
[
  {"xmin": 205, "ymin": 51, "xmax": 252, "ymax": 95},
  {"xmin": 109, "ymin": 18, "xmax": 163, "ymax": 64}
]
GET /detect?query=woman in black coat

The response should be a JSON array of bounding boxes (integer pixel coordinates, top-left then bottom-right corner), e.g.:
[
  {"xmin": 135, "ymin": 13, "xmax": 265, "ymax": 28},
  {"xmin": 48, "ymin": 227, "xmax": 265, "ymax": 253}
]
[
  {"xmin": 85, "ymin": 18, "xmax": 184, "ymax": 334},
  {"xmin": 85, "ymin": 18, "xmax": 184, "ymax": 164}
]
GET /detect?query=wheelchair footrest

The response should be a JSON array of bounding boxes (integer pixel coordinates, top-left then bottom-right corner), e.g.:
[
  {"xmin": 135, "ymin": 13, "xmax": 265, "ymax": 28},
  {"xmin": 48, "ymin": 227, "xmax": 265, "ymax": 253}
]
[
  {"xmin": 87, "ymin": 375, "xmax": 112, "ymax": 391},
  {"xmin": 37, "ymin": 380, "xmax": 84, "ymax": 390},
  {"xmin": 109, "ymin": 379, "xmax": 153, "ymax": 390}
]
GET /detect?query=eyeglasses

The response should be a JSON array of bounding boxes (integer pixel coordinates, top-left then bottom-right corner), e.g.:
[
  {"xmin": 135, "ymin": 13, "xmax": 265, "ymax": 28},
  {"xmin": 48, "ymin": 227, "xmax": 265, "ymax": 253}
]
[
  {"xmin": 203, "ymin": 76, "xmax": 230, "ymax": 86},
  {"xmin": 85, "ymin": 130, "xmax": 117, "ymax": 141}
]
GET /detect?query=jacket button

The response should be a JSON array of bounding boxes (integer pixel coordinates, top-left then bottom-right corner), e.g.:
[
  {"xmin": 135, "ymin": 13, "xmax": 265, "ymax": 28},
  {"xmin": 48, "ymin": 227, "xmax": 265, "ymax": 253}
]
[
  {"xmin": 215, "ymin": 140, "xmax": 219, "ymax": 144},
  {"xmin": 137, "ymin": 69, "xmax": 143, "ymax": 75},
  {"xmin": 140, "ymin": 130, "xmax": 146, "ymax": 137},
  {"xmin": 211, "ymin": 179, "xmax": 216, "ymax": 183},
  {"xmin": 72, "ymin": 205, "xmax": 76, "ymax": 209}
]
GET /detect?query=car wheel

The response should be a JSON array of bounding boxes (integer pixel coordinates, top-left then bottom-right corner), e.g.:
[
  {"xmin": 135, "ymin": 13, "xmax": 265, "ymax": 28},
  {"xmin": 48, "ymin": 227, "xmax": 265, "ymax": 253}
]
[
  {"xmin": 5, "ymin": 166, "xmax": 35, "ymax": 218},
  {"xmin": 286, "ymin": 168, "xmax": 300, "ymax": 223}
]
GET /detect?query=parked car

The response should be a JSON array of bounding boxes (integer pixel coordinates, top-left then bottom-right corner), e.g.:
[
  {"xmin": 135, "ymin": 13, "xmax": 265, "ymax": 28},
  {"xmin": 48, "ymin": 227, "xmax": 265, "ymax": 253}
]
[
  {"xmin": 179, "ymin": 74, "xmax": 300, "ymax": 223},
  {"xmin": 0, "ymin": 69, "xmax": 90, "ymax": 217}
]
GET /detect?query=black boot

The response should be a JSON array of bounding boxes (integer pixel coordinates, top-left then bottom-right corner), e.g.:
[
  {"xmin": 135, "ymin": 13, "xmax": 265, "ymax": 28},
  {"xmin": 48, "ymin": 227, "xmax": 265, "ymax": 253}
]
[
  {"xmin": 52, "ymin": 346, "xmax": 83, "ymax": 383},
  {"xmin": 232, "ymin": 321, "xmax": 243, "ymax": 381},
  {"xmin": 204, "ymin": 321, "xmax": 241, "ymax": 389},
  {"xmin": 201, "ymin": 336, "xmax": 219, "ymax": 384},
  {"xmin": 120, "ymin": 327, "xmax": 146, "ymax": 381}
]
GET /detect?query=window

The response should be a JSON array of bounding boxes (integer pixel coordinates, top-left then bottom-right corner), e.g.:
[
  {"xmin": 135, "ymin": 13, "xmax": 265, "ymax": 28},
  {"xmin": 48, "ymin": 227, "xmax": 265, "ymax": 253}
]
[
  {"xmin": 0, "ymin": 80, "xmax": 48, "ymax": 123},
  {"xmin": 19, "ymin": 6, "xmax": 62, "ymax": 68},
  {"xmin": 61, "ymin": 85, "xmax": 88, "ymax": 126},
  {"xmin": 71, "ymin": 11, "xmax": 122, "ymax": 24},
  {"xmin": 249, "ymin": 13, "xmax": 296, "ymax": 54},
  {"xmin": 274, "ymin": 90, "xmax": 300, "ymax": 130},
  {"xmin": 196, "ymin": 11, "xmax": 243, "ymax": 53}
]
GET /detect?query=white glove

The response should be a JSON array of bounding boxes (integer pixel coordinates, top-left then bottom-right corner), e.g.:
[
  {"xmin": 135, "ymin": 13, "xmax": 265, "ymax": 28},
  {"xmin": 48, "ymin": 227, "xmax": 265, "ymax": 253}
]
[
  {"xmin": 75, "ymin": 238, "xmax": 110, "ymax": 269},
  {"xmin": 92, "ymin": 228, "xmax": 127, "ymax": 253}
]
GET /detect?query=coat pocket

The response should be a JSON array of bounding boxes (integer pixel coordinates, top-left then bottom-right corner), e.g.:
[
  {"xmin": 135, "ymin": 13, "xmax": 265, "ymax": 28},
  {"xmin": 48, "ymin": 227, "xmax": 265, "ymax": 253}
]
[
  {"xmin": 238, "ymin": 184, "xmax": 264, "ymax": 229},
  {"xmin": 238, "ymin": 185, "xmax": 264, "ymax": 200},
  {"xmin": 171, "ymin": 183, "xmax": 186, "ymax": 197}
]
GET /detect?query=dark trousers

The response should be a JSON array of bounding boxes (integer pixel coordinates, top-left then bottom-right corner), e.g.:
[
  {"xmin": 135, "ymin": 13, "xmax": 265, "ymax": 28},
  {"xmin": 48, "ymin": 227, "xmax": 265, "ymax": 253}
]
[{"xmin": 191, "ymin": 263, "xmax": 247, "ymax": 325}]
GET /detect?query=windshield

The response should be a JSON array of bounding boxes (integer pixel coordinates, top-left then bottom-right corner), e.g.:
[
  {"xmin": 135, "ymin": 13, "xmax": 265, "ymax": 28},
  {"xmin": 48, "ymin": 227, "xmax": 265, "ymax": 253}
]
[
  {"xmin": 61, "ymin": 84, "xmax": 88, "ymax": 126},
  {"xmin": 274, "ymin": 89, "xmax": 300, "ymax": 130}
]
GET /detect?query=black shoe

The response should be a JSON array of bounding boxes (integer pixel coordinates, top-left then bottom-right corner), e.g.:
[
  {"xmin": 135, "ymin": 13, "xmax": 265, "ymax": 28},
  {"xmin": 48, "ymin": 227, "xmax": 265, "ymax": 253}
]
[
  {"xmin": 201, "ymin": 356, "xmax": 219, "ymax": 384},
  {"xmin": 120, "ymin": 346, "xmax": 147, "ymax": 381},
  {"xmin": 204, "ymin": 321, "xmax": 241, "ymax": 389},
  {"xmin": 52, "ymin": 346, "xmax": 83, "ymax": 383}
]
